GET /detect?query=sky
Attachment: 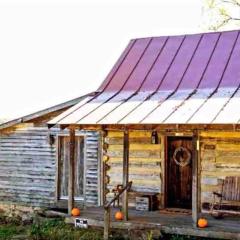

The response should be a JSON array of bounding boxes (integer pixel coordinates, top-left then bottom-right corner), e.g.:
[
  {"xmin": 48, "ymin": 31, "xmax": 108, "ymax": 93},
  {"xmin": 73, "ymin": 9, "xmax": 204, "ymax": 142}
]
[{"xmin": 0, "ymin": 0, "xmax": 203, "ymax": 121}]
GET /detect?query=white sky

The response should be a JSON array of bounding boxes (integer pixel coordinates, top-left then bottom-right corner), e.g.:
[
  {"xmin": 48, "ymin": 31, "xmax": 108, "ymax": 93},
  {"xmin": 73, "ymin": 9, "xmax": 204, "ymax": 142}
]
[{"xmin": 0, "ymin": 0, "xmax": 203, "ymax": 120}]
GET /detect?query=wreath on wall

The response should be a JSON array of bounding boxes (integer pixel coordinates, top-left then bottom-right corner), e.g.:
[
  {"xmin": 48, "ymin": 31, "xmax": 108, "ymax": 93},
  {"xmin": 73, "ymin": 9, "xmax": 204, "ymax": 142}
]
[{"xmin": 173, "ymin": 146, "xmax": 192, "ymax": 167}]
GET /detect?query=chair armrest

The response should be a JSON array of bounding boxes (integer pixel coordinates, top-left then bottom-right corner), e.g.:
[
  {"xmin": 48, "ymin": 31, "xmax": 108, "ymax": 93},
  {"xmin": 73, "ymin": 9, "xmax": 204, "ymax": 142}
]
[{"xmin": 213, "ymin": 192, "xmax": 222, "ymax": 198}]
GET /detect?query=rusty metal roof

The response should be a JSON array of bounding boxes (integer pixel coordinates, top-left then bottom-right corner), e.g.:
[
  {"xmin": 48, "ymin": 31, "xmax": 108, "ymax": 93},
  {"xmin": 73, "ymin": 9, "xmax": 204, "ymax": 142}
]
[{"xmin": 49, "ymin": 30, "xmax": 240, "ymax": 125}]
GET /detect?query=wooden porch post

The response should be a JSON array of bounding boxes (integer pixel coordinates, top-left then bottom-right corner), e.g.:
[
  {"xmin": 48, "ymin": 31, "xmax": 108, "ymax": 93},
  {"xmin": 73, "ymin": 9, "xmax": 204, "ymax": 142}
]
[
  {"xmin": 122, "ymin": 129, "xmax": 129, "ymax": 221},
  {"xmin": 68, "ymin": 127, "xmax": 75, "ymax": 215},
  {"xmin": 192, "ymin": 129, "xmax": 200, "ymax": 226}
]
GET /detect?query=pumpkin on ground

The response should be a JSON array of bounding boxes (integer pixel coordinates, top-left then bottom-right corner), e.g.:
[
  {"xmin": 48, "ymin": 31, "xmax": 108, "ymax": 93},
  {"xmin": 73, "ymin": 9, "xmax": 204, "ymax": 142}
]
[
  {"xmin": 71, "ymin": 208, "xmax": 80, "ymax": 217},
  {"xmin": 115, "ymin": 211, "xmax": 123, "ymax": 220},
  {"xmin": 198, "ymin": 218, "xmax": 208, "ymax": 228}
]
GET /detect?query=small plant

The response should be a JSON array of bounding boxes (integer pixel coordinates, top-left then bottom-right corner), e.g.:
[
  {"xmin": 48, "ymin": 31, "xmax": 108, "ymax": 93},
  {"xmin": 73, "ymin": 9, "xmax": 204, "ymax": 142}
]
[{"xmin": 147, "ymin": 231, "xmax": 153, "ymax": 240}]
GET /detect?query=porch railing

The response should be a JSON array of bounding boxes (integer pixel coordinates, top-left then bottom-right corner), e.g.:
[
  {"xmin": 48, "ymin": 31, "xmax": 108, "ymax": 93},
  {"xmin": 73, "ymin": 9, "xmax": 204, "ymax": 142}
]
[{"xmin": 103, "ymin": 181, "xmax": 132, "ymax": 240}]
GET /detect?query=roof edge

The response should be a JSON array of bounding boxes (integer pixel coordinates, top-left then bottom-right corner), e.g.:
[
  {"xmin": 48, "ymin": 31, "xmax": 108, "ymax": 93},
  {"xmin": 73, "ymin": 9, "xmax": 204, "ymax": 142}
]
[
  {"xmin": 0, "ymin": 91, "xmax": 97, "ymax": 130},
  {"xmin": 129, "ymin": 28, "xmax": 240, "ymax": 41}
]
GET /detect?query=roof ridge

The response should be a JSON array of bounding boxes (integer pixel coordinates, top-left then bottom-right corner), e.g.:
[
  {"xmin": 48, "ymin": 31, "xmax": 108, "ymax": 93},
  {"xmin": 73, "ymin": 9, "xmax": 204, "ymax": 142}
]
[{"xmin": 130, "ymin": 29, "xmax": 240, "ymax": 41}]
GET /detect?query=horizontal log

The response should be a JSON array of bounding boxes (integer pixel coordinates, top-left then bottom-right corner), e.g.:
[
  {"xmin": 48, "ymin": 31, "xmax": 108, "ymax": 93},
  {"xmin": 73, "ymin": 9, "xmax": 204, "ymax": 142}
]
[
  {"xmin": 202, "ymin": 171, "xmax": 240, "ymax": 177},
  {"xmin": 107, "ymin": 150, "xmax": 161, "ymax": 158},
  {"xmin": 109, "ymin": 166, "xmax": 161, "ymax": 175},
  {"xmin": 0, "ymin": 189, "xmax": 54, "ymax": 198},
  {"xmin": 200, "ymin": 131, "xmax": 240, "ymax": 138},
  {"xmin": 0, "ymin": 173, "xmax": 55, "ymax": 180},
  {"xmin": 0, "ymin": 184, "xmax": 55, "ymax": 192},
  {"xmin": 107, "ymin": 131, "xmax": 124, "ymax": 138}
]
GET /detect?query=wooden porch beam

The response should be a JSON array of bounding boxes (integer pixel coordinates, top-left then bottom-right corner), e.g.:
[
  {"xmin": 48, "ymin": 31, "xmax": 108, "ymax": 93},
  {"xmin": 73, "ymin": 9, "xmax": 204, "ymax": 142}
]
[
  {"xmin": 68, "ymin": 127, "xmax": 75, "ymax": 215},
  {"xmin": 192, "ymin": 129, "xmax": 200, "ymax": 226},
  {"xmin": 122, "ymin": 129, "xmax": 129, "ymax": 221}
]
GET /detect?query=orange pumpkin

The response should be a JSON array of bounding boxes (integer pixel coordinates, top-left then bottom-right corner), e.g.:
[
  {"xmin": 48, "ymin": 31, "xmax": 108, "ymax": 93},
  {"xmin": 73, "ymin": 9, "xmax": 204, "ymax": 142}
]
[
  {"xmin": 71, "ymin": 208, "xmax": 80, "ymax": 217},
  {"xmin": 198, "ymin": 218, "xmax": 208, "ymax": 228},
  {"xmin": 115, "ymin": 211, "xmax": 123, "ymax": 221}
]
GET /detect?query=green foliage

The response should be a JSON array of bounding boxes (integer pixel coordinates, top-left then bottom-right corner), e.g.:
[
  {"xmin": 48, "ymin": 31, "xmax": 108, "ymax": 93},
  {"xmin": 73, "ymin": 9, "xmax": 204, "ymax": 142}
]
[
  {"xmin": 0, "ymin": 224, "xmax": 26, "ymax": 240},
  {"xmin": 29, "ymin": 219, "xmax": 102, "ymax": 240}
]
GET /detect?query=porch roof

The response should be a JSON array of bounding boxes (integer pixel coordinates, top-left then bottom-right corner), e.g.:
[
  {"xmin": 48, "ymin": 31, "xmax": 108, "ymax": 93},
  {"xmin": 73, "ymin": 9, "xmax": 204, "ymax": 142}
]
[{"xmin": 49, "ymin": 30, "xmax": 240, "ymax": 126}]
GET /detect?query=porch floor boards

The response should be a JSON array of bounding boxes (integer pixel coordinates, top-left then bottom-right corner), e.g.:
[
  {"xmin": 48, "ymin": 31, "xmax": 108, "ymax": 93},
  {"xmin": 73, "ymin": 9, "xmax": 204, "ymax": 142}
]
[{"xmin": 65, "ymin": 207, "xmax": 240, "ymax": 239}]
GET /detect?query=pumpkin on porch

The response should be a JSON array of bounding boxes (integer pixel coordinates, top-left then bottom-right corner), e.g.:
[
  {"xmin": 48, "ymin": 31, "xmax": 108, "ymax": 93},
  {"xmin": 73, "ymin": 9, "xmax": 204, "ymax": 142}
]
[
  {"xmin": 198, "ymin": 218, "xmax": 208, "ymax": 228},
  {"xmin": 115, "ymin": 211, "xmax": 123, "ymax": 220},
  {"xmin": 71, "ymin": 208, "xmax": 80, "ymax": 217}
]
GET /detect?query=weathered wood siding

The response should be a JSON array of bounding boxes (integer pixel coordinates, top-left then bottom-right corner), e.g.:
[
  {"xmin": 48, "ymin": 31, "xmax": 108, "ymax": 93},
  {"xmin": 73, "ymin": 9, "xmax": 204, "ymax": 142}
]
[
  {"xmin": 84, "ymin": 131, "xmax": 100, "ymax": 206},
  {"xmin": 200, "ymin": 131, "xmax": 240, "ymax": 209},
  {"xmin": 0, "ymin": 124, "xmax": 100, "ymax": 207},
  {"xmin": 105, "ymin": 130, "xmax": 163, "ymax": 207}
]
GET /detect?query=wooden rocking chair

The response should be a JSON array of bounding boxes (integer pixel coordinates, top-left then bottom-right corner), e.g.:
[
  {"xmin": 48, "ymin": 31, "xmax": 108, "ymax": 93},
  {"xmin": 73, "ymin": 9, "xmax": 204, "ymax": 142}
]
[{"xmin": 210, "ymin": 176, "xmax": 240, "ymax": 218}]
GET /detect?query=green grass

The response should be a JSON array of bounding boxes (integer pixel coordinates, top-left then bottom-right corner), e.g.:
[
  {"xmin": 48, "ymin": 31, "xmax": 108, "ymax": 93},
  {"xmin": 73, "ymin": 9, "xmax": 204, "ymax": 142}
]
[
  {"xmin": 0, "ymin": 215, "xmax": 217, "ymax": 240},
  {"xmin": 29, "ymin": 219, "xmax": 103, "ymax": 240},
  {"xmin": 0, "ymin": 224, "xmax": 26, "ymax": 240}
]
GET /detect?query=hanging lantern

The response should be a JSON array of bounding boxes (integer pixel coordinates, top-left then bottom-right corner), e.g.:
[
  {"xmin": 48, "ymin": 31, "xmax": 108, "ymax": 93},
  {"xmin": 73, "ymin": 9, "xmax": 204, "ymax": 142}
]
[
  {"xmin": 151, "ymin": 130, "xmax": 158, "ymax": 144},
  {"xmin": 47, "ymin": 133, "xmax": 55, "ymax": 145}
]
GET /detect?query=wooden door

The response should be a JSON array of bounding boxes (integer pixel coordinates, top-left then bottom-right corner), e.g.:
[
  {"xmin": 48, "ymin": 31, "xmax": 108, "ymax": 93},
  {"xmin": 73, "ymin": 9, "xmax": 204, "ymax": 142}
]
[
  {"xmin": 166, "ymin": 137, "xmax": 192, "ymax": 209},
  {"xmin": 58, "ymin": 136, "xmax": 85, "ymax": 200}
]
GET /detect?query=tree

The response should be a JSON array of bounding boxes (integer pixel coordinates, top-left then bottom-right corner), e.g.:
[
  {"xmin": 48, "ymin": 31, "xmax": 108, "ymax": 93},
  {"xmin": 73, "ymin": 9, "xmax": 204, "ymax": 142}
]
[{"xmin": 202, "ymin": 0, "xmax": 240, "ymax": 30}]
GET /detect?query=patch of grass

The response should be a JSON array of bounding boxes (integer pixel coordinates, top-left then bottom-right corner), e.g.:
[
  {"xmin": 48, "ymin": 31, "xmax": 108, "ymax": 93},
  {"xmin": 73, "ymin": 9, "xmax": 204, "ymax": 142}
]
[
  {"xmin": 0, "ymin": 224, "xmax": 26, "ymax": 240},
  {"xmin": 29, "ymin": 219, "xmax": 103, "ymax": 240},
  {"xmin": 0, "ymin": 214, "xmax": 216, "ymax": 240}
]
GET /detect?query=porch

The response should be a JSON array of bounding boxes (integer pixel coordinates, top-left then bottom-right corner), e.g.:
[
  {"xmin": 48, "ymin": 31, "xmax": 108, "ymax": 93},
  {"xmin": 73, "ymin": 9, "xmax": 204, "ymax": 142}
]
[{"xmin": 65, "ymin": 207, "xmax": 240, "ymax": 240}]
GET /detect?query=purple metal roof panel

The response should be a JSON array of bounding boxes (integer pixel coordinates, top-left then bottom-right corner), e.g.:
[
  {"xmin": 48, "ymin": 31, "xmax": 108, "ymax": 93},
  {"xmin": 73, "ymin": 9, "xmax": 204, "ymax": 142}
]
[
  {"xmin": 104, "ymin": 38, "xmax": 151, "ymax": 92},
  {"xmin": 158, "ymin": 34, "xmax": 202, "ymax": 91},
  {"xmin": 139, "ymin": 36, "xmax": 184, "ymax": 91},
  {"xmin": 219, "ymin": 34, "xmax": 240, "ymax": 88},
  {"xmin": 49, "ymin": 30, "xmax": 240, "ymax": 125},
  {"xmin": 198, "ymin": 31, "xmax": 239, "ymax": 89},
  {"xmin": 178, "ymin": 32, "xmax": 220, "ymax": 90}
]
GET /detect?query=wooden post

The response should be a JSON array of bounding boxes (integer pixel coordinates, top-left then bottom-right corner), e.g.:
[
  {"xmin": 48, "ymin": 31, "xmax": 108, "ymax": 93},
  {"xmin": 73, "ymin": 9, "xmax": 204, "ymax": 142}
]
[
  {"xmin": 122, "ymin": 129, "xmax": 129, "ymax": 221},
  {"xmin": 192, "ymin": 129, "xmax": 200, "ymax": 226},
  {"xmin": 103, "ymin": 207, "xmax": 110, "ymax": 240},
  {"xmin": 68, "ymin": 127, "xmax": 75, "ymax": 215}
]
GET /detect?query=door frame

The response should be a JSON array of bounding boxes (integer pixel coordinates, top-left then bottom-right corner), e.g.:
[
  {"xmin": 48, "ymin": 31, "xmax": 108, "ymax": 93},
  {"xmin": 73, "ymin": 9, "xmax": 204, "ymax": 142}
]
[
  {"xmin": 55, "ymin": 132, "xmax": 87, "ymax": 203},
  {"xmin": 164, "ymin": 134, "xmax": 194, "ymax": 209}
]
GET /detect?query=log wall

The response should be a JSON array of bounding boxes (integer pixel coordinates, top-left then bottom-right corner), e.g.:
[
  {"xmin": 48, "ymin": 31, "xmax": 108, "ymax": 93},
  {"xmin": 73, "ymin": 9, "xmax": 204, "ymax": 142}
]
[
  {"xmin": 0, "ymin": 123, "xmax": 100, "ymax": 207},
  {"xmin": 105, "ymin": 130, "xmax": 163, "ymax": 207},
  {"xmin": 200, "ymin": 131, "xmax": 240, "ymax": 209},
  {"xmin": 105, "ymin": 129, "xmax": 240, "ymax": 211}
]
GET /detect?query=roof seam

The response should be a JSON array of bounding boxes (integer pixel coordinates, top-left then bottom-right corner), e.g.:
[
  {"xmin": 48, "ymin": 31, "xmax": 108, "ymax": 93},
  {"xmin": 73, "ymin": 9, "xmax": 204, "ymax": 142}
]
[
  {"xmin": 163, "ymin": 33, "xmax": 222, "ymax": 123},
  {"xmin": 53, "ymin": 40, "xmax": 137, "ymax": 125},
  {"xmin": 212, "ymin": 34, "xmax": 240, "ymax": 123},
  {"xmin": 159, "ymin": 34, "xmax": 205, "ymax": 123},
  {"xmin": 187, "ymin": 31, "xmax": 240, "ymax": 123},
  {"xmin": 139, "ymin": 35, "xmax": 187, "ymax": 123},
  {"xmin": 143, "ymin": 35, "xmax": 204, "ymax": 123},
  {"xmin": 116, "ymin": 37, "xmax": 170, "ymax": 123},
  {"xmin": 211, "ymin": 84, "xmax": 240, "ymax": 123},
  {"xmin": 162, "ymin": 32, "xmax": 222, "ymax": 122},
  {"xmin": 96, "ymin": 37, "xmax": 169, "ymax": 124},
  {"xmin": 100, "ymin": 40, "xmax": 137, "ymax": 92},
  {"xmin": 75, "ymin": 38, "xmax": 153, "ymax": 124}
]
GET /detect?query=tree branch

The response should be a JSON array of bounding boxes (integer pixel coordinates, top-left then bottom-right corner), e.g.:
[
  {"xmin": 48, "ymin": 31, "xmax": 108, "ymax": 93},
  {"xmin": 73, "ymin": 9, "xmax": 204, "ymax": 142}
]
[{"xmin": 222, "ymin": 0, "xmax": 240, "ymax": 7}]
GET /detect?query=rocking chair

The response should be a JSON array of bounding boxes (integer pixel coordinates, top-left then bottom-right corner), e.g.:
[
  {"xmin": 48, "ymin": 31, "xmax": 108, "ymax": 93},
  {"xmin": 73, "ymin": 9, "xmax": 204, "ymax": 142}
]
[{"xmin": 210, "ymin": 176, "xmax": 240, "ymax": 218}]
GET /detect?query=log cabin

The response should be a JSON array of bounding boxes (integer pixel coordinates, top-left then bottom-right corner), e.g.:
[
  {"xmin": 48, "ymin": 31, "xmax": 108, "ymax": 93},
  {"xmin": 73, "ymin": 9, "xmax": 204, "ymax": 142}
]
[
  {"xmin": 0, "ymin": 94, "xmax": 102, "ymax": 210},
  {"xmin": 48, "ymin": 30, "xmax": 240, "ymax": 239}
]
